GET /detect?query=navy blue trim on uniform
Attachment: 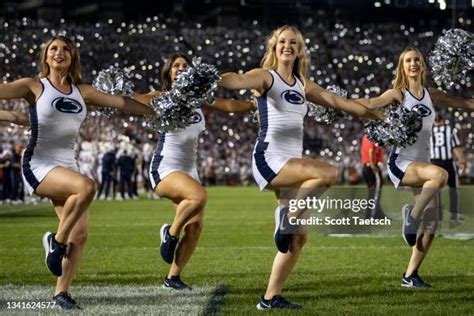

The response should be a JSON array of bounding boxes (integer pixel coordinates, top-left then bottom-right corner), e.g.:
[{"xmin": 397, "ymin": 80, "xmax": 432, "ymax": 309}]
[
  {"xmin": 75, "ymin": 84, "xmax": 87, "ymax": 105},
  {"xmin": 35, "ymin": 79, "xmax": 45, "ymax": 103},
  {"xmin": 254, "ymin": 95, "xmax": 277, "ymax": 183},
  {"xmin": 425, "ymin": 88, "xmax": 434, "ymax": 104},
  {"xmin": 273, "ymin": 70, "xmax": 297, "ymax": 87},
  {"xmin": 46, "ymin": 77, "xmax": 73, "ymax": 95},
  {"xmin": 388, "ymin": 152, "xmax": 405, "ymax": 182},
  {"xmin": 260, "ymin": 71, "xmax": 274, "ymax": 96},
  {"xmin": 407, "ymin": 88, "xmax": 425, "ymax": 101},
  {"xmin": 22, "ymin": 104, "xmax": 40, "ymax": 189},
  {"xmin": 150, "ymin": 133, "xmax": 166, "ymax": 189}
]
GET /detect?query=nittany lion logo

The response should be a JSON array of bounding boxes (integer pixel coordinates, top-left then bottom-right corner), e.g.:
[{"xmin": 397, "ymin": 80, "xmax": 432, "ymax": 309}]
[
  {"xmin": 51, "ymin": 97, "xmax": 83, "ymax": 114},
  {"xmin": 281, "ymin": 90, "xmax": 305, "ymax": 105},
  {"xmin": 190, "ymin": 112, "xmax": 202, "ymax": 124},
  {"xmin": 412, "ymin": 104, "xmax": 432, "ymax": 117}
]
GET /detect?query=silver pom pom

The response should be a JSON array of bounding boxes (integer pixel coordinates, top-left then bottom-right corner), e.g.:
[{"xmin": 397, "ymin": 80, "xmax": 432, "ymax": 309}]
[
  {"xmin": 144, "ymin": 57, "xmax": 220, "ymax": 132},
  {"xmin": 173, "ymin": 57, "xmax": 221, "ymax": 107},
  {"xmin": 429, "ymin": 29, "xmax": 474, "ymax": 89},
  {"xmin": 307, "ymin": 85, "xmax": 348, "ymax": 124},
  {"xmin": 147, "ymin": 92, "xmax": 196, "ymax": 132},
  {"xmin": 364, "ymin": 105, "xmax": 423, "ymax": 147},
  {"xmin": 250, "ymin": 96, "xmax": 259, "ymax": 123},
  {"xmin": 91, "ymin": 66, "xmax": 135, "ymax": 118}
]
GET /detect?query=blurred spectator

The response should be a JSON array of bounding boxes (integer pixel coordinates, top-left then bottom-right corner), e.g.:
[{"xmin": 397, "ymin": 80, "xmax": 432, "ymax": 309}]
[
  {"xmin": 117, "ymin": 150, "xmax": 136, "ymax": 200},
  {"xmin": 11, "ymin": 144, "xmax": 24, "ymax": 203},
  {"xmin": 1, "ymin": 144, "xmax": 13, "ymax": 203},
  {"xmin": 361, "ymin": 134, "xmax": 386, "ymax": 219},
  {"xmin": 98, "ymin": 148, "xmax": 117, "ymax": 200},
  {"xmin": 79, "ymin": 141, "xmax": 98, "ymax": 183}
]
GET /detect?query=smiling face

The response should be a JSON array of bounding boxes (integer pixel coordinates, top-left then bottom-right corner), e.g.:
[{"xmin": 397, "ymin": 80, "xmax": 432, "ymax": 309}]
[
  {"xmin": 392, "ymin": 47, "xmax": 426, "ymax": 90},
  {"xmin": 403, "ymin": 50, "xmax": 423, "ymax": 80},
  {"xmin": 275, "ymin": 29, "xmax": 299, "ymax": 64},
  {"xmin": 261, "ymin": 26, "xmax": 309, "ymax": 83},
  {"xmin": 170, "ymin": 57, "xmax": 189, "ymax": 82},
  {"xmin": 39, "ymin": 36, "xmax": 82, "ymax": 85},
  {"xmin": 45, "ymin": 39, "xmax": 72, "ymax": 71}
]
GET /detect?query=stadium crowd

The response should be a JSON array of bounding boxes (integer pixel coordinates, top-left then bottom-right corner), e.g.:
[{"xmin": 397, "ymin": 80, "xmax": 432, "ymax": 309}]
[{"xmin": 1, "ymin": 14, "xmax": 473, "ymax": 203}]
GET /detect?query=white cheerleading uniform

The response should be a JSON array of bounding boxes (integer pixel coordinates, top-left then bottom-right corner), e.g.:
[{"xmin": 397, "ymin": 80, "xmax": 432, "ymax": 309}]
[
  {"xmin": 22, "ymin": 78, "xmax": 87, "ymax": 195},
  {"xmin": 149, "ymin": 109, "xmax": 205, "ymax": 190},
  {"xmin": 252, "ymin": 70, "xmax": 307, "ymax": 190},
  {"xmin": 388, "ymin": 88, "xmax": 435, "ymax": 188}
]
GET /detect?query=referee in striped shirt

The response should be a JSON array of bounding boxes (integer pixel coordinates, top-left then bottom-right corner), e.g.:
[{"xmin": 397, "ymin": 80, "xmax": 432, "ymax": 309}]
[{"xmin": 430, "ymin": 113, "xmax": 466, "ymax": 226}]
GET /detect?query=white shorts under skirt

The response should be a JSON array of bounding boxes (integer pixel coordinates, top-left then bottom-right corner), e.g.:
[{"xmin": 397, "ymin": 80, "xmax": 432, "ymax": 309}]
[
  {"xmin": 22, "ymin": 156, "xmax": 79, "ymax": 196},
  {"xmin": 148, "ymin": 155, "xmax": 200, "ymax": 191},
  {"xmin": 387, "ymin": 153, "xmax": 429, "ymax": 188},
  {"xmin": 252, "ymin": 147, "xmax": 301, "ymax": 191}
]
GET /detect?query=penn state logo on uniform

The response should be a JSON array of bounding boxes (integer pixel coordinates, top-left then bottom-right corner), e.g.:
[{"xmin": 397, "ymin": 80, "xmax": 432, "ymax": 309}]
[
  {"xmin": 51, "ymin": 97, "xmax": 83, "ymax": 114},
  {"xmin": 190, "ymin": 112, "xmax": 202, "ymax": 124},
  {"xmin": 281, "ymin": 90, "xmax": 305, "ymax": 105},
  {"xmin": 411, "ymin": 104, "xmax": 432, "ymax": 117}
]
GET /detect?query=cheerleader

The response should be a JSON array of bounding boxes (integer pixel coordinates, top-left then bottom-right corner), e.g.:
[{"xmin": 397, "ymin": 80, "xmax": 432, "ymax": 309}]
[
  {"xmin": 218, "ymin": 25, "xmax": 383, "ymax": 310},
  {"xmin": 0, "ymin": 35, "xmax": 154, "ymax": 309},
  {"xmin": 134, "ymin": 53, "xmax": 255, "ymax": 290},
  {"xmin": 356, "ymin": 47, "xmax": 474, "ymax": 288}
]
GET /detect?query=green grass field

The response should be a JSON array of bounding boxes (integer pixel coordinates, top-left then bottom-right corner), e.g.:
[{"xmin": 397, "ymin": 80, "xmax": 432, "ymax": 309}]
[{"xmin": 1, "ymin": 186, "xmax": 473, "ymax": 315}]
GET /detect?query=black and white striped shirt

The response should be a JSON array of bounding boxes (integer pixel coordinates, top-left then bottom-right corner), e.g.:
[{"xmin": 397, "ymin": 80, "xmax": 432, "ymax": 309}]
[{"xmin": 430, "ymin": 123, "xmax": 461, "ymax": 160}]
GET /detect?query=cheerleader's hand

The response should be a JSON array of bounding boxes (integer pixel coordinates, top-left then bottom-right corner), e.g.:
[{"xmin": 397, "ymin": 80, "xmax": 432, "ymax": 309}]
[{"xmin": 373, "ymin": 110, "xmax": 388, "ymax": 123}]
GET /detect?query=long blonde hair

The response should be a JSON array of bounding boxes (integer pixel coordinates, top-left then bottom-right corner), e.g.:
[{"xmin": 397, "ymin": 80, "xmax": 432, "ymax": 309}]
[
  {"xmin": 392, "ymin": 47, "xmax": 426, "ymax": 90},
  {"xmin": 261, "ymin": 25, "xmax": 308, "ymax": 85},
  {"xmin": 39, "ymin": 36, "xmax": 83, "ymax": 85}
]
